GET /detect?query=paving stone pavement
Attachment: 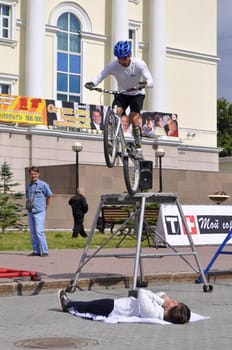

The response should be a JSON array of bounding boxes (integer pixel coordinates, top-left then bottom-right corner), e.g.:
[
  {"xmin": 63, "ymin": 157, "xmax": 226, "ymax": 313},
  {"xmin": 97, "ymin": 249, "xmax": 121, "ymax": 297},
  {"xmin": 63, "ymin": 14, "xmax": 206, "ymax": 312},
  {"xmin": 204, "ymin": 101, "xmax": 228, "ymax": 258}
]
[
  {"xmin": 1, "ymin": 245, "xmax": 232, "ymax": 349},
  {"xmin": 0, "ymin": 245, "xmax": 232, "ymax": 295},
  {"xmin": 0, "ymin": 280, "xmax": 232, "ymax": 350}
]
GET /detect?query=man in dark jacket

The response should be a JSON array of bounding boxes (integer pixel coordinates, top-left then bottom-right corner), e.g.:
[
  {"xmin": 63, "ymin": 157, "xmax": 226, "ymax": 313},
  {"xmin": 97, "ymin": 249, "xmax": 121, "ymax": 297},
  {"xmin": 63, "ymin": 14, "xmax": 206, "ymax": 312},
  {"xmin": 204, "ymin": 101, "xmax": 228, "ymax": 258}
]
[{"xmin": 68, "ymin": 190, "xmax": 88, "ymax": 238}]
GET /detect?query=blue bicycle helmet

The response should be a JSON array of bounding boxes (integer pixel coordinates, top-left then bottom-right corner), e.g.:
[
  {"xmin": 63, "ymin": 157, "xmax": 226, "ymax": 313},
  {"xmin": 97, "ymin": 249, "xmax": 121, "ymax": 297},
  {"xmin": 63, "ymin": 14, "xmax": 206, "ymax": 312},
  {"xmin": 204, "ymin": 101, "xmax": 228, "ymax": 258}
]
[{"xmin": 114, "ymin": 41, "xmax": 131, "ymax": 58}]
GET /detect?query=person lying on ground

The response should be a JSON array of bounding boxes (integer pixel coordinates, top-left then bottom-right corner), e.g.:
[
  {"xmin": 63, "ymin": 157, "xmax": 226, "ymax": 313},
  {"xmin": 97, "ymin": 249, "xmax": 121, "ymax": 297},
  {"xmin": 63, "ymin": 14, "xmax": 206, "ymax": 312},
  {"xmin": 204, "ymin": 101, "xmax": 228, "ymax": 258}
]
[{"xmin": 57, "ymin": 288, "xmax": 191, "ymax": 324}]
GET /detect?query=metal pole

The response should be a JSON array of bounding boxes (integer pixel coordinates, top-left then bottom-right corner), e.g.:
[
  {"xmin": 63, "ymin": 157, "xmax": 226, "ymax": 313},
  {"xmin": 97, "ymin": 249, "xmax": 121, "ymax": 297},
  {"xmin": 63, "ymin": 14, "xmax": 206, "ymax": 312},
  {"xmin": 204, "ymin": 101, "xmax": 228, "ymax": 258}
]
[
  {"xmin": 72, "ymin": 142, "xmax": 82, "ymax": 194},
  {"xmin": 76, "ymin": 151, "xmax": 79, "ymax": 194},
  {"xmin": 159, "ymin": 156, "xmax": 163, "ymax": 192},
  {"xmin": 132, "ymin": 195, "xmax": 146, "ymax": 290}
]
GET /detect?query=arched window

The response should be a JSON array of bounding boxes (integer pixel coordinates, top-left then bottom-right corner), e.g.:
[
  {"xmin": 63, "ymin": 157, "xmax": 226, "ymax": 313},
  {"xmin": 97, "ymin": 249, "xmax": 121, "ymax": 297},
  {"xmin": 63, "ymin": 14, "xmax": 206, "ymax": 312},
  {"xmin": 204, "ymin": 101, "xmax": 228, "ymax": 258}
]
[{"xmin": 56, "ymin": 12, "xmax": 81, "ymax": 102}]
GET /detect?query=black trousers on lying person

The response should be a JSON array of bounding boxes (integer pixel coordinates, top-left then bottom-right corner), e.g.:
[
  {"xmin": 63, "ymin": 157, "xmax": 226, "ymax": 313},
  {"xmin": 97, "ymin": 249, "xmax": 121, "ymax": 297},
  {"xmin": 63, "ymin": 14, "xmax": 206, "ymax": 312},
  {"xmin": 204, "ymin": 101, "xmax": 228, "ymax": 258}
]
[{"xmin": 67, "ymin": 299, "xmax": 114, "ymax": 316}]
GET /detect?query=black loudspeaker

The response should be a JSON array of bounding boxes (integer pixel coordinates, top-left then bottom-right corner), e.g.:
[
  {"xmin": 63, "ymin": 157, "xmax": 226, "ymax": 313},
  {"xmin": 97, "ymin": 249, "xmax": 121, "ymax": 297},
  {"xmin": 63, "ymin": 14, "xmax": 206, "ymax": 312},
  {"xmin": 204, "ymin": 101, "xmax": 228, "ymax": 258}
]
[{"xmin": 139, "ymin": 160, "xmax": 153, "ymax": 190}]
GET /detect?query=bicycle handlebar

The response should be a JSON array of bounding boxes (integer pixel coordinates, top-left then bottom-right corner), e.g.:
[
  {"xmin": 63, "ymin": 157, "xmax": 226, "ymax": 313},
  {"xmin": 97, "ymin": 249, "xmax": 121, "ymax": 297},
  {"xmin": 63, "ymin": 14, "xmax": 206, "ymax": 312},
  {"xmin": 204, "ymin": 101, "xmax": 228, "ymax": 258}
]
[{"xmin": 85, "ymin": 82, "xmax": 147, "ymax": 95}]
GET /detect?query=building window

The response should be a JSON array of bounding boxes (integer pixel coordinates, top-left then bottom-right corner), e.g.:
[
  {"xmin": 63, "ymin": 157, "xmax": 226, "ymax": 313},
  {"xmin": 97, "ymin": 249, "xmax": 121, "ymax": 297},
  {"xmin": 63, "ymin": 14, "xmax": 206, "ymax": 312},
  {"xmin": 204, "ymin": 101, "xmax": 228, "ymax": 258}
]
[
  {"xmin": 0, "ymin": 73, "xmax": 17, "ymax": 94},
  {"xmin": 129, "ymin": 29, "xmax": 135, "ymax": 56},
  {"xmin": 0, "ymin": 83, "xmax": 10, "ymax": 94},
  {"xmin": 129, "ymin": 26, "xmax": 139, "ymax": 57},
  {"xmin": 0, "ymin": 1, "xmax": 17, "ymax": 45},
  {"xmin": 56, "ymin": 12, "xmax": 81, "ymax": 102},
  {"xmin": 0, "ymin": 3, "xmax": 10, "ymax": 39}
]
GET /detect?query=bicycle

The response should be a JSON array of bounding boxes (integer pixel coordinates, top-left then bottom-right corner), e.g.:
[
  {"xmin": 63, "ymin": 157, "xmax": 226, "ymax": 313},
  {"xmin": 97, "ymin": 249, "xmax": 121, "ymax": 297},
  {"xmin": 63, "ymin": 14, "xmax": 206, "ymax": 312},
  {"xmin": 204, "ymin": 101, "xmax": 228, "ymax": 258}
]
[{"xmin": 85, "ymin": 85, "xmax": 145, "ymax": 195}]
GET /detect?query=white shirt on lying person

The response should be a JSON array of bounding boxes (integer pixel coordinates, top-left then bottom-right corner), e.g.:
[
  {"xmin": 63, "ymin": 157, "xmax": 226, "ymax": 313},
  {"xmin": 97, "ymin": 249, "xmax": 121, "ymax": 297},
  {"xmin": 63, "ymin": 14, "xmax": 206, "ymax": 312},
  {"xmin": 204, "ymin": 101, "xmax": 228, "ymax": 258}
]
[{"xmin": 109, "ymin": 289, "xmax": 165, "ymax": 320}]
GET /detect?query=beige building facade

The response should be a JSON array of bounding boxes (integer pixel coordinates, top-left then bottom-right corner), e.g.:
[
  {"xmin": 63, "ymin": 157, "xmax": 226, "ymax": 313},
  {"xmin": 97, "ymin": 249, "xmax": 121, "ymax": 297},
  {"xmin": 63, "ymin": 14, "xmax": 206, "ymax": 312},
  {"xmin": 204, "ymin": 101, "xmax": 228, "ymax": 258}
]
[{"xmin": 0, "ymin": 0, "xmax": 226, "ymax": 230}]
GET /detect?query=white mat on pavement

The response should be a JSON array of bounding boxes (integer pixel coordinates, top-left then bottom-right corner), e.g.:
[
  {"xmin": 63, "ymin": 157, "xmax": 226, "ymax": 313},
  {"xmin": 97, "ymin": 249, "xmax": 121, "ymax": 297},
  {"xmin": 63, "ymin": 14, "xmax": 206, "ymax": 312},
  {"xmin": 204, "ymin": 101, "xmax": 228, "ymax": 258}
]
[{"xmin": 68, "ymin": 308, "xmax": 209, "ymax": 324}]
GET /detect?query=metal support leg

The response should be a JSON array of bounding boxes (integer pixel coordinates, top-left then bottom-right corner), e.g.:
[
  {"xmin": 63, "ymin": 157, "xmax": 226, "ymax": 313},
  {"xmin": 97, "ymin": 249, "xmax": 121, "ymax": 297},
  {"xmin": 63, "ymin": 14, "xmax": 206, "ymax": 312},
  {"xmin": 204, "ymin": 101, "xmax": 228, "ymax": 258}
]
[
  {"xmin": 68, "ymin": 192, "xmax": 211, "ymax": 294},
  {"xmin": 66, "ymin": 198, "xmax": 104, "ymax": 292},
  {"xmin": 176, "ymin": 198, "xmax": 213, "ymax": 292},
  {"xmin": 132, "ymin": 196, "xmax": 146, "ymax": 290},
  {"xmin": 197, "ymin": 229, "xmax": 232, "ymax": 283}
]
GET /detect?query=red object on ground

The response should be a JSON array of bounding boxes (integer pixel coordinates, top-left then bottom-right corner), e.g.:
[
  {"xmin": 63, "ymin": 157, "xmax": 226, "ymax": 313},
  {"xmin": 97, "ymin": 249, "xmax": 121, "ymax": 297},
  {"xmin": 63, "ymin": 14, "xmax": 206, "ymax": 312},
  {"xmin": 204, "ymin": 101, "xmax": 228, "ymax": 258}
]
[{"xmin": 0, "ymin": 268, "xmax": 39, "ymax": 280}]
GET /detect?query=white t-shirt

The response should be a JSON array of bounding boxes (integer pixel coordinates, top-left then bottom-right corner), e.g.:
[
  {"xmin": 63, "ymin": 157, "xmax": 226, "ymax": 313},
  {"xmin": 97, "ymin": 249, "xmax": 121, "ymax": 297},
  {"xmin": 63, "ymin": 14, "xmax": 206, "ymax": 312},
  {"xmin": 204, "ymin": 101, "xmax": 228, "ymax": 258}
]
[
  {"xmin": 109, "ymin": 289, "xmax": 165, "ymax": 320},
  {"xmin": 92, "ymin": 58, "xmax": 154, "ymax": 95}
]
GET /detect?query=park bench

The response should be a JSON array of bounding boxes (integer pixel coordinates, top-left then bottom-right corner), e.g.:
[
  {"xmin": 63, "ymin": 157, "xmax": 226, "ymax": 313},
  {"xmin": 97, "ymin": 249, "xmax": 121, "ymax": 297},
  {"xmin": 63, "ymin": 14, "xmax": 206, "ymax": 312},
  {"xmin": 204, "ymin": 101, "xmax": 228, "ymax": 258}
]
[
  {"xmin": 97, "ymin": 205, "xmax": 160, "ymax": 247},
  {"xmin": 97, "ymin": 205, "xmax": 131, "ymax": 234}
]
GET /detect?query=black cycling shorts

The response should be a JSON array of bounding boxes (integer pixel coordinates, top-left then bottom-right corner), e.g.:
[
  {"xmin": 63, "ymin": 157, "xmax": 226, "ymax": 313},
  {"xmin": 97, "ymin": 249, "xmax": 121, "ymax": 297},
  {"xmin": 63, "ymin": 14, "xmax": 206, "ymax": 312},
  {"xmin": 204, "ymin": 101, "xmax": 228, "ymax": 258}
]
[{"xmin": 112, "ymin": 94, "xmax": 145, "ymax": 114}]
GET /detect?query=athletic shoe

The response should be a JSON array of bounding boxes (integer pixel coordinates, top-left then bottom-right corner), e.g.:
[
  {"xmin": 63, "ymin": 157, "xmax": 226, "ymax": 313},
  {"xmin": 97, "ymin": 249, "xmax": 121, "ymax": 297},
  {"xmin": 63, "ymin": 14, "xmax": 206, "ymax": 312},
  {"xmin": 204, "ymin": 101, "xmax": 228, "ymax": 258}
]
[
  {"xmin": 80, "ymin": 232, "xmax": 88, "ymax": 238},
  {"xmin": 57, "ymin": 289, "xmax": 71, "ymax": 312},
  {"xmin": 28, "ymin": 252, "xmax": 40, "ymax": 256},
  {"xmin": 134, "ymin": 148, "xmax": 143, "ymax": 159}
]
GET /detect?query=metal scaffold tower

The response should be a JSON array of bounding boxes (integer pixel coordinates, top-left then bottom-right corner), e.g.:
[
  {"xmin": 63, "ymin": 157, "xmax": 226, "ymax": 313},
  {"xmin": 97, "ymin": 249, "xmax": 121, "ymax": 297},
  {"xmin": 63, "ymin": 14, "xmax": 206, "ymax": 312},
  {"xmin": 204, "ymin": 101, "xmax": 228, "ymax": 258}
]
[{"xmin": 67, "ymin": 192, "xmax": 213, "ymax": 294}]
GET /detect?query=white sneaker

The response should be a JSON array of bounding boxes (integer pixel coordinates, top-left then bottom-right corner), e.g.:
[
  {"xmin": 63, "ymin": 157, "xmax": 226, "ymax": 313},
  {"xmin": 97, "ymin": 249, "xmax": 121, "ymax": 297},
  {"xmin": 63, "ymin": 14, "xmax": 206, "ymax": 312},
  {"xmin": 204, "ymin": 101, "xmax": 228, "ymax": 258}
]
[
  {"xmin": 134, "ymin": 148, "xmax": 143, "ymax": 159},
  {"xmin": 57, "ymin": 289, "xmax": 71, "ymax": 312}
]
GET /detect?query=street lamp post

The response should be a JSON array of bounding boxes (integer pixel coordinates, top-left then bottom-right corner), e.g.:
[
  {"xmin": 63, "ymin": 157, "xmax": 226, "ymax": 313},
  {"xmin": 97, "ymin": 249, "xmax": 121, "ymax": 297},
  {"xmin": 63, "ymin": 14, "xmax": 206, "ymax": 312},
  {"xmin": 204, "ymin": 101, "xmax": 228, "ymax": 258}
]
[
  {"xmin": 156, "ymin": 148, "xmax": 165, "ymax": 192},
  {"xmin": 72, "ymin": 142, "xmax": 83, "ymax": 194}
]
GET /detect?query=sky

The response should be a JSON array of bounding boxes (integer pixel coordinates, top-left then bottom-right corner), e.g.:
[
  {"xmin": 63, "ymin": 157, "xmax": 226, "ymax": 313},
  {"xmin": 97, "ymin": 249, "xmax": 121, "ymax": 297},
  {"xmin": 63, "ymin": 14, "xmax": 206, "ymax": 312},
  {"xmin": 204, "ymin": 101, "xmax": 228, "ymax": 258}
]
[{"xmin": 217, "ymin": 0, "xmax": 232, "ymax": 102}]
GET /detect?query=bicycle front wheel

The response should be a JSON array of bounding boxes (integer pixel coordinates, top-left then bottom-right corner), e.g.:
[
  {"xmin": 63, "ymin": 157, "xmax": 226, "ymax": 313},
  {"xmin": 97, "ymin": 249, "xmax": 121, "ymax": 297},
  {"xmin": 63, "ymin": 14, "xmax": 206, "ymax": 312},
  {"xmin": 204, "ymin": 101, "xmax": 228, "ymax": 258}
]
[
  {"xmin": 103, "ymin": 109, "xmax": 118, "ymax": 168},
  {"xmin": 123, "ymin": 156, "xmax": 140, "ymax": 195}
]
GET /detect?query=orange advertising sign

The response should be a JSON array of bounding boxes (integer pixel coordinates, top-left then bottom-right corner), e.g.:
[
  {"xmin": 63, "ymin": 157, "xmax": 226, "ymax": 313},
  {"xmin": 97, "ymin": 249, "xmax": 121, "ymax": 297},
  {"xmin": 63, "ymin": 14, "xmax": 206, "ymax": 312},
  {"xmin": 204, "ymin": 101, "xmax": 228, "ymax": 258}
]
[
  {"xmin": 0, "ymin": 94, "xmax": 47, "ymax": 125},
  {"xmin": 0, "ymin": 94, "xmax": 179, "ymax": 139}
]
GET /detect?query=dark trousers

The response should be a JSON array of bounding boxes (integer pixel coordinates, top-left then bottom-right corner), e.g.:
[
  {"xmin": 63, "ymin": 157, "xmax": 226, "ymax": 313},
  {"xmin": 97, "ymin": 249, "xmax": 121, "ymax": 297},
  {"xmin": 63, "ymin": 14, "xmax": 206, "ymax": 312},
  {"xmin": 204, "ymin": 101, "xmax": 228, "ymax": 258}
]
[
  {"xmin": 72, "ymin": 211, "xmax": 87, "ymax": 237},
  {"xmin": 67, "ymin": 299, "xmax": 114, "ymax": 317}
]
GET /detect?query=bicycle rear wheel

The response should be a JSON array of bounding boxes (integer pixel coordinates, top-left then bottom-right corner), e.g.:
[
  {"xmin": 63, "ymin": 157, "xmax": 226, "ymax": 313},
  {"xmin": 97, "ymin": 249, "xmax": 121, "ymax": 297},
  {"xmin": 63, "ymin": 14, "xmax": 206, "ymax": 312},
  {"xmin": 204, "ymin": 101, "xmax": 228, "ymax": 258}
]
[
  {"xmin": 103, "ymin": 109, "xmax": 118, "ymax": 168},
  {"xmin": 123, "ymin": 156, "xmax": 140, "ymax": 195}
]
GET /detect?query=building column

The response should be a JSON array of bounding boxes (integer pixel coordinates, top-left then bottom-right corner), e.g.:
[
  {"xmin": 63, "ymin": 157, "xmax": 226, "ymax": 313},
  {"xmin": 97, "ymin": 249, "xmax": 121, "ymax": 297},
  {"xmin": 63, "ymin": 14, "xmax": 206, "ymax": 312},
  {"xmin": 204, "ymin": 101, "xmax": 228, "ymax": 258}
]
[
  {"xmin": 25, "ymin": 0, "xmax": 46, "ymax": 98},
  {"xmin": 111, "ymin": 0, "xmax": 129, "ymax": 46},
  {"xmin": 149, "ymin": 0, "xmax": 166, "ymax": 112},
  {"xmin": 111, "ymin": 0, "xmax": 129, "ymax": 89}
]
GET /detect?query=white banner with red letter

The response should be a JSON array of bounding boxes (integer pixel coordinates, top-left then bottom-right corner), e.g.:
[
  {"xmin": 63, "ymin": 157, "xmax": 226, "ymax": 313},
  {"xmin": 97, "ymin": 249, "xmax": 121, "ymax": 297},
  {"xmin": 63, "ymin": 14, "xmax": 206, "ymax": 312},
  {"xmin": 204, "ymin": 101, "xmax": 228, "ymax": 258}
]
[{"xmin": 157, "ymin": 205, "xmax": 232, "ymax": 246}]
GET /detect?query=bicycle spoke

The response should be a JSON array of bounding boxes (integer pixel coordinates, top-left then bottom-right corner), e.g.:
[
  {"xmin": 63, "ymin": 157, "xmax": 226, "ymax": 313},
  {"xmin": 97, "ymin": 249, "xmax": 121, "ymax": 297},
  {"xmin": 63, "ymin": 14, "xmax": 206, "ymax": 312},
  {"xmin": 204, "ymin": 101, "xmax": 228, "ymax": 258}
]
[
  {"xmin": 123, "ymin": 156, "xmax": 140, "ymax": 195},
  {"xmin": 86, "ymin": 86, "xmax": 143, "ymax": 193},
  {"xmin": 103, "ymin": 110, "xmax": 118, "ymax": 167}
]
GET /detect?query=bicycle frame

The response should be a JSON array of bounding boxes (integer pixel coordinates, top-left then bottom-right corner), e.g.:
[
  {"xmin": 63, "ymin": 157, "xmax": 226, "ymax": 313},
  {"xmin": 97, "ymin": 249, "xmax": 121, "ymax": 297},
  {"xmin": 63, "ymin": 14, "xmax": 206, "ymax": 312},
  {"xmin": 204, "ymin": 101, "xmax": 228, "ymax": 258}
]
[
  {"xmin": 112, "ymin": 105, "xmax": 128, "ymax": 158},
  {"xmin": 87, "ymin": 86, "xmax": 141, "ymax": 195}
]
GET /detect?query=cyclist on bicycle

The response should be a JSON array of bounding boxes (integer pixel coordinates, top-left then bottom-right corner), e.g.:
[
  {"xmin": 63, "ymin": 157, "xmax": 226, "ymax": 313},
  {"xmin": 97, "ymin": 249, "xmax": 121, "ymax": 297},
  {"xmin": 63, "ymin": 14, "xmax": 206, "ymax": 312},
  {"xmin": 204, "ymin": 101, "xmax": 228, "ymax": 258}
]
[{"xmin": 85, "ymin": 40, "xmax": 154, "ymax": 159}]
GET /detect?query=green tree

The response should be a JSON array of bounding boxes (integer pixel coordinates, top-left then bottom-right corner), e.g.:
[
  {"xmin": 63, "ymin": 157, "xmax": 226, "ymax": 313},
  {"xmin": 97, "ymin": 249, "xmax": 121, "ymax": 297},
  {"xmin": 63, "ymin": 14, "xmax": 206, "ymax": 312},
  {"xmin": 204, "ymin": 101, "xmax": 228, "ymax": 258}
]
[
  {"xmin": 0, "ymin": 162, "xmax": 26, "ymax": 233},
  {"xmin": 217, "ymin": 98, "xmax": 232, "ymax": 157}
]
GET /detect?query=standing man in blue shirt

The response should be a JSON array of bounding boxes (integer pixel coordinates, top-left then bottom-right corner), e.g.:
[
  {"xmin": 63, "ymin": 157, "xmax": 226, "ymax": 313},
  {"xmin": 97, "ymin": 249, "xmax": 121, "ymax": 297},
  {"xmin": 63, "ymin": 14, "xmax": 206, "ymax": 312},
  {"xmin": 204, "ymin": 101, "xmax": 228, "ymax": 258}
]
[{"xmin": 26, "ymin": 166, "xmax": 52, "ymax": 257}]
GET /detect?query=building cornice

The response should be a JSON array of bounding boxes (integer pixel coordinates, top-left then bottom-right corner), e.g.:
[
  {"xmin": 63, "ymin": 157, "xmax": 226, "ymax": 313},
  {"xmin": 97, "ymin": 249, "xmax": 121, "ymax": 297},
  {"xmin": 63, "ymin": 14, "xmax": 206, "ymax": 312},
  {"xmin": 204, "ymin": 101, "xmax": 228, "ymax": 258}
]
[
  {"xmin": 177, "ymin": 144, "xmax": 221, "ymax": 154},
  {"xmin": 81, "ymin": 31, "xmax": 108, "ymax": 42},
  {"xmin": 129, "ymin": 0, "xmax": 140, "ymax": 4},
  {"xmin": 46, "ymin": 24, "xmax": 59, "ymax": 34},
  {"xmin": 0, "ymin": 72, "xmax": 19, "ymax": 83},
  {"xmin": 179, "ymin": 127, "xmax": 217, "ymax": 135},
  {"xmin": 167, "ymin": 47, "xmax": 219, "ymax": 63},
  {"xmin": 45, "ymin": 25, "xmax": 108, "ymax": 42},
  {"xmin": 0, "ymin": 125, "xmax": 220, "ymax": 154},
  {"xmin": 0, "ymin": 38, "xmax": 17, "ymax": 48}
]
